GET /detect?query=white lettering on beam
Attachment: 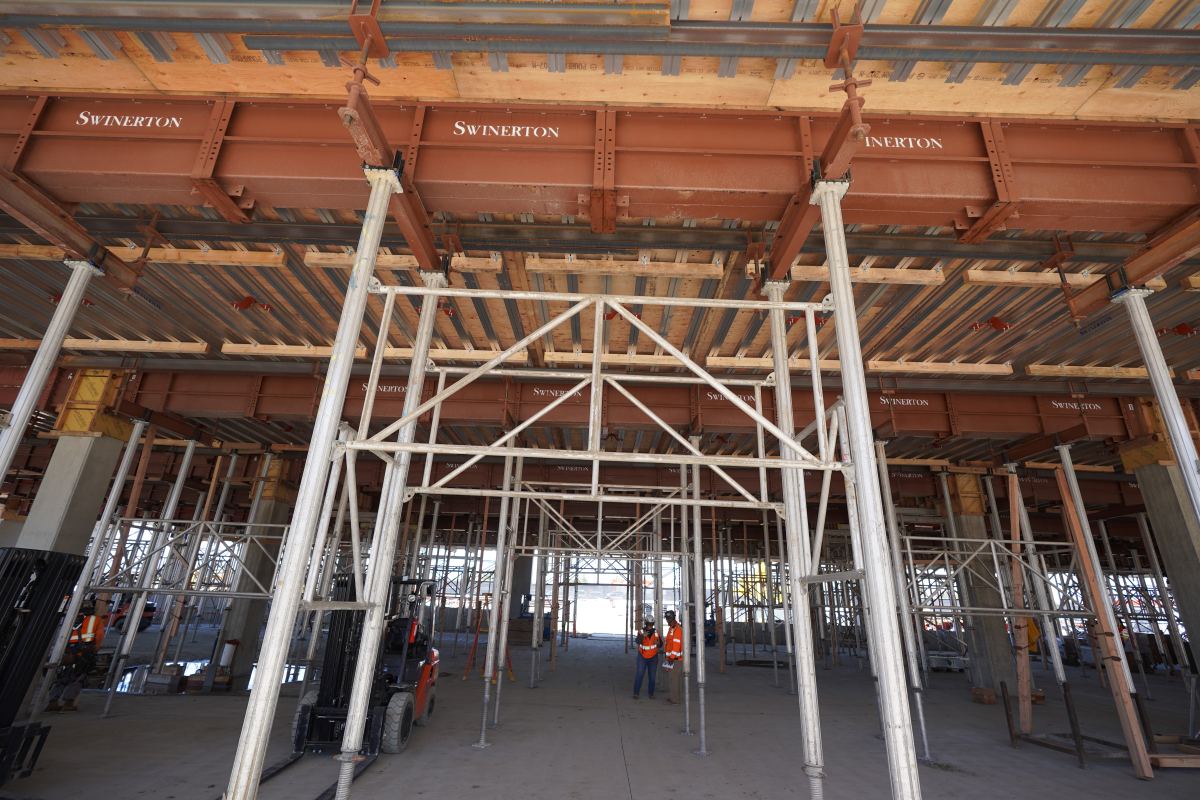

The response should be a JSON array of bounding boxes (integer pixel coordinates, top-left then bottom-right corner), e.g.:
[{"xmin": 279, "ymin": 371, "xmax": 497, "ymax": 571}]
[
  {"xmin": 1050, "ymin": 400, "xmax": 1102, "ymax": 412},
  {"xmin": 879, "ymin": 397, "xmax": 930, "ymax": 406},
  {"xmin": 452, "ymin": 121, "xmax": 560, "ymax": 138},
  {"xmin": 76, "ymin": 112, "xmax": 183, "ymax": 127},
  {"xmin": 705, "ymin": 391, "xmax": 755, "ymax": 404},
  {"xmin": 368, "ymin": 384, "xmax": 407, "ymax": 393},
  {"xmin": 863, "ymin": 136, "xmax": 943, "ymax": 149}
]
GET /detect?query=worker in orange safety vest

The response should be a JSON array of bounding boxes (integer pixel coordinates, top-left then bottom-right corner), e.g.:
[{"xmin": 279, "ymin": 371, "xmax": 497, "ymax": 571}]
[
  {"xmin": 660, "ymin": 609, "xmax": 684, "ymax": 705},
  {"xmin": 46, "ymin": 600, "xmax": 105, "ymax": 713},
  {"xmin": 633, "ymin": 617, "xmax": 660, "ymax": 700}
]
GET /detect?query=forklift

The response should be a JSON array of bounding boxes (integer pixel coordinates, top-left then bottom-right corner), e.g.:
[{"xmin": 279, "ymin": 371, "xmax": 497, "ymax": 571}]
[{"xmin": 293, "ymin": 577, "xmax": 440, "ymax": 757}]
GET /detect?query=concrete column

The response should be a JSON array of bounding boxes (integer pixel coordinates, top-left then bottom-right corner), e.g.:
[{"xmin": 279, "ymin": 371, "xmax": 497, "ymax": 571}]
[
  {"xmin": 16, "ymin": 434, "xmax": 126, "ymax": 554},
  {"xmin": 508, "ymin": 553, "xmax": 533, "ymax": 618},
  {"xmin": 943, "ymin": 474, "xmax": 1017, "ymax": 693},
  {"xmin": 1134, "ymin": 463, "xmax": 1200, "ymax": 647},
  {"xmin": 954, "ymin": 514, "xmax": 1018, "ymax": 692},
  {"xmin": 216, "ymin": 461, "xmax": 295, "ymax": 690}
]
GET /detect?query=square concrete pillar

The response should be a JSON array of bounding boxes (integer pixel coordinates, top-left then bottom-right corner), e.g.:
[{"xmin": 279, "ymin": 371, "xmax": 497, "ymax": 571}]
[
  {"xmin": 215, "ymin": 496, "xmax": 293, "ymax": 690},
  {"xmin": 954, "ymin": 514, "xmax": 1019, "ymax": 692},
  {"xmin": 16, "ymin": 433, "xmax": 125, "ymax": 554},
  {"xmin": 1134, "ymin": 463, "xmax": 1200, "ymax": 645},
  {"xmin": 509, "ymin": 553, "xmax": 534, "ymax": 618}
]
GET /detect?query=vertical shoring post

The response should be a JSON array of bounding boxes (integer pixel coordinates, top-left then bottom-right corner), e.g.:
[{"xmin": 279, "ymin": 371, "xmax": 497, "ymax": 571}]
[
  {"xmin": 224, "ymin": 164, "xmax": 401, "ymax": 800},
  {"xmin": 654, "ymin": 511, "xmax": 664, "ymax": 634},
  {"xmin": 680, "ymin": 461, "xmax": 694, "ymax": 736},
  {"xmin": 1111, "ymin": 288, "xmax": 1200, "ymax": 523},
  {"xmin": 530, "ymin": 505, "xmax": 547, "ymax": 686},
  {"xmin": 167, "ymin": 454, "xmax": 239, "ymax": 668},
  {"xmin": 29, "ymin": 419, "xmax": 149, "ymax": 722},
  {"xmin": 1054, "ymin": 451, "xmax": 1154, "ymax": 779},
  {"xmin": 101, "ymin": 439, "xmax": 198, "ymax": 717},
  {"xmin": 690, "ymin": 461, "xmax": 710, "ymax": 755},
  {"xmin": 876, "ymin": 440, "xmax": 930, "ymax": 762},
  {"xmin": 492, "ymin": 463, "xmax": 524, "ymax": 726},
  {"xmin": 300, "ymin": 473, "xmax": 350, "ymax": 700},
  {"xmin": 0, "ymin": 259, "xmax": 101, "ymax": 478},
  {"xmin": 778, "ymin": 514, "xmax": 797, "ymax": 693},
  {"xmin": 475, "ymin": 444, "xmax": 515, "ymax": 747},
  {"xmin": 755, "ymin": 386, "xmax": 780, "ymax": 686},
  {"xmin": 763, "ymin": 279, "xmax": 825, "ymax": 796},
  {"xmin": 811, "ymin": 179, "xmax": 921, "ymax": 800},
  {"xmin": 938, "ymin": 472, "xmax": 984, "ymax": 688},
  {"xmin": 331, "ymin": 270, "xmax": 445, "ymax": 798},
  {"xmin": 588, "ymin": 299, "xmax": 605, "ymax": 496}
]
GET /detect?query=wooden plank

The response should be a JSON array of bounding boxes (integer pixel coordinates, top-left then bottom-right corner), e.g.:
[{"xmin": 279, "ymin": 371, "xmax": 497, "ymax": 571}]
[
  {"xmin": 1055, "ymin": 466, "xmax": 1156, "ymax": 779},
  {"xmin": 1149, "ymin": 753, "xmax": 1200, "ymax": 768},
  {"xmin": 1182, "ymin": 275, "xmax": 1200, "ymax": 292},
  {"xmin": 0, "ymin": 337, "xmax": 210, "ymax": 353},
  {"xmin": 382, "ymin": 347, "xmax": 528, "ymax": 362},
  {"xmin": 221, "ymin": 343, "xmax": 368, "ymax": 358},
  {"xmin": 0, "ymin": 243, "xmax": 286, "ymax": 267},
  {"xmin": 1188, "ymin": 369, "xmax": 1200, "ymax": 380},
  {"xmin": 544, "ymin": 351, "xmax": 683, "ymax": 367},
  {"xmin": 705, "ymin": 356, "xmax": 842, "ymax": 371},
  {"xmin": 526, "ymin": 257, "xmax": 724, "ymax": 279},
  {"xmin": 0, "ymin": 244, "xmax": 64, "ymax": 260},
  {"xmin": 1024, "ymin": 461, "xmax": 1116, "ymax": 473},
  {"xmin": 304, "ymin": 251, "xmax": 501, "ymax": 272},
  {"xmin": 965, "ymin": 269, "xmax": 1167, "ymax": 290},
  {"xmin": 1026, "ymin": 364, "xmax": 1172, "ymax": 379},
  {"xmin": 867, "ymin": 360, "xmax": 1012, "ymax": 375},
  {"xmin": 791, "ymin": 265, "xmax": 944, "ymax": 285},
  {"xmin": 887, "ymin": 457, "xmax": 951, "ymax": 466}
]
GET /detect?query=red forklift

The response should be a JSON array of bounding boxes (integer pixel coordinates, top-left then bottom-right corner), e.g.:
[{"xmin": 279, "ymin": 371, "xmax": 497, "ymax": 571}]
[{"xmin": 292, "ymin": 577, "xmax": 440, "ymax": 757}]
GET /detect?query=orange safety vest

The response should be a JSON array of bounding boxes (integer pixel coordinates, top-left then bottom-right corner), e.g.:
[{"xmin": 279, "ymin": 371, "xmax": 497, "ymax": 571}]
[
  {"xmin": 638, "ymin": 631, "xmax": 660, "ymax": 658},
  {"xmin": 664, "ymin": 622, "xmax": 683, "ymax": 660},
  {"xmin": 69, "ymin": 615, "xmax": 100, "ymax": 645}
]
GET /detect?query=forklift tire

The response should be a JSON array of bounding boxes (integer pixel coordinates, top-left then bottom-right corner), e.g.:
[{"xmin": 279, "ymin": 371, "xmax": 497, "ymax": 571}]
[
  {"xmin": 292, "ymin": 690, "xmax": 318, "ymax": 750},
  {"xmin": 413, "ymin": 688, "xmax": 435, "ymax": 727},
  {"xmin": 381, "ymin": 692, "xmax": 416, "ymax": 754}
]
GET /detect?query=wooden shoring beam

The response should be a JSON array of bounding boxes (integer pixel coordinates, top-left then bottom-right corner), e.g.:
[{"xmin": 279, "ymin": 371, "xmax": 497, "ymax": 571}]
[
  {"xmin": 965, "ymin": 270, "xmax": 1167, "ymax": 290},
  {"xmin": 792, "ymin": 265, "xmax": 944, "ymax": 285},
  {"xmin": 0, "ymin": 243, "xmax": 285, "ymax": 268},
  {"xmin": 525, "ymin": 257, "xmax": 722, "ymax": 279},
  {"xmin": 866, "ymin": 360, "xmax": 1011, "ymax": 375},
  {"xmin": 0, "ymin": 338, "xmax": 210, "ymax": 354},
  {"xmin": 304, "ymin": 251, "xmax": 500, "ymax": 271},
  {"xmin": 1025, "ymin": 364, "xmax": 1172, "ymax": 380}
]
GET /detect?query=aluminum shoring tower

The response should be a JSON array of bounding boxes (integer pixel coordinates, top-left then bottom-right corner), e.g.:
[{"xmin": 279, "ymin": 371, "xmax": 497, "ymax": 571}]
[{"xmin": 222, "ymin": 230, "xmax": 926, "ymax": 797}]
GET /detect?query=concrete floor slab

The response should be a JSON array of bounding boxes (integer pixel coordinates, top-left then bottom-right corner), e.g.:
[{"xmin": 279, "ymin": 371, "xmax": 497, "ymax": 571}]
[{"xmin": 11, "ymin": 636, "xmax": 1199, "ymax": 800}]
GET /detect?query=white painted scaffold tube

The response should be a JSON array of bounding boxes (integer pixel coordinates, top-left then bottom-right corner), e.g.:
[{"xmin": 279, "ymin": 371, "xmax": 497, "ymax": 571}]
[
  {"xmin": 763, "ymin": 279, "xmax": 826, "ymax": 798},
  {"xmin": 333, "ymin": 271, "xmax": 445, "ymax": 798},
  {"xmin": 811, "ymin": 180, "xmax": 923, "ymax": 800},
  {"xmin": 224, "ymin": 164, "xmax": 402, "ymax": 800},
  {"xmin": 1112, "ymin": 287, "xmax": 1200, "ymax": 528},
  {"xmin": 0, "ymin": 259, "xmax": 101, "ymax": 479}
]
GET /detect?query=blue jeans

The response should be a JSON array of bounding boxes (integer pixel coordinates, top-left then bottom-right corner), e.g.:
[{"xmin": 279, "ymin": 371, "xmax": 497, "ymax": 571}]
[{"xmin": 634, "ymin": 654, "xmax": 658, "ymax": 695}]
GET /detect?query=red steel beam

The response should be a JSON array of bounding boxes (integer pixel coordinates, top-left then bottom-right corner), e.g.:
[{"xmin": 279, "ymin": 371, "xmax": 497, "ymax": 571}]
[
  {"xmin": 12, "ymin": 370, "xmax": 1140, "ymax": 444},
  {"xmin": 4, "ymin": 95, "xmax": 1198, "ymax": 239},
  {"xmin": 1067, "ymin": 203, "xmax": 1200, "ymax": 319},
  {"xmin": 0, "ymin": 163, "xmax": 140, "ymax": 291}
]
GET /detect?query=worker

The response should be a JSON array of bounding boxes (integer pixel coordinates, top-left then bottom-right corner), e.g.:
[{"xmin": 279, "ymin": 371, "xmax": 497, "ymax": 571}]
[
  {"xmin": 633, "ymin": 616, "xmax": 659, "ymax": 699},
  {"xmin": 45, "ymin": 600, "xmax": 105, "ymax": 713},
  {"xmin": 661, "ymin": 609, "xmax": 683, "ymax": 705}
]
